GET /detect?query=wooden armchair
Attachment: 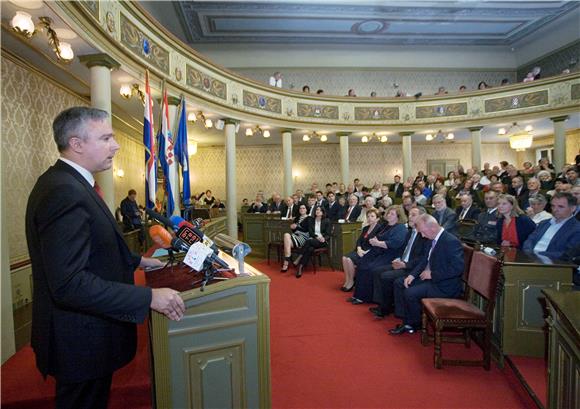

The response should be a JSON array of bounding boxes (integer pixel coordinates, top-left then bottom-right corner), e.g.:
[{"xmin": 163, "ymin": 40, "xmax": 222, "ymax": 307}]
[{"xmin": 420, "ymin": 250, "xmax": 502, "ymax": 370}]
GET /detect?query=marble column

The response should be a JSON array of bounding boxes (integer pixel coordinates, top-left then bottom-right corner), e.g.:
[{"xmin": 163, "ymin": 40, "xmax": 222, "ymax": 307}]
[
  {"xmin": 167, "ymin": 96, "xmax": 181, "ymax": 216},
  {"xmin": 400, "ymin": 132, "xmax": 413, "ymax": 181},
  {"xmin": 281, "ymin": 129, "xmax": 293, "ymax": 197},
  {"xmin": 224, "ymin": 119, "xmax": 238, "ymax": 238},
  {"xmin": 79, "ymin": 54, "xmax": 120, "ymax": 213},
  {"xmin": 469, "ymin": 126, "xmax": 483, "ymax": 171},
  {"xmin": 338, "ymin": 132, "xmax": 350, "ymax": 185},
  {"xmin": 551, "ymin": 116, "xmax": 569, "ymax": 173}
]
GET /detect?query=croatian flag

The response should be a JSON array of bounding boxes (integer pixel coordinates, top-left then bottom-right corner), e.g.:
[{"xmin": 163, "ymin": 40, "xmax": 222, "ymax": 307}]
[
  {"xmin": 143, "ymin": 70, "xmax": 156, "ymax": 209},
  {"xmin": 157, "ymin": 88, "xmax": 176, "ymax": 216},
  {"xmin": 174, "ymin": 96, "xmax": 191, "ymax": 207}
]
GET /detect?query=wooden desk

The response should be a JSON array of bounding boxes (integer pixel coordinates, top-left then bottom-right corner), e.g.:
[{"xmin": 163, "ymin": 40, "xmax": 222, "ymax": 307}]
[
  {"xmin": 492, "ymin": 248, "xmax": 575, "ymax": 359},
  {"xmin": 146, "ymin": 252, "xmax": 271, "ymax": 409},
  {"xmin": 329, "ymin": 222, "xmax": 362, "ymax": 270},
  {"xmin": 543, "ymin": 290, "xmax": 579, "ymax": 409}
]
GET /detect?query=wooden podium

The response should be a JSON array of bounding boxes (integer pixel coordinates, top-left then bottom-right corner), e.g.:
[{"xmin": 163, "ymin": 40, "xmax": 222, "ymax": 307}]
[{"xmin": 145, "ymin": 252, "xmax": 271, "ymax": 409}]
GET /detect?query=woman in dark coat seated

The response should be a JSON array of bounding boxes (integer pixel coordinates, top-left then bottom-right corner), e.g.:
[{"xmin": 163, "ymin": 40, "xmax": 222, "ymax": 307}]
[
  {"xmin": 281, "ymin": 204, "xmax": 310, "ymax": 272},
  {"xmin": 495, "ymin": 194, "xmax": 536, "ymax": 249},
  {"xmin": 341, "ymin": 208, "xmax": 382, "ymax": 292},
  {"xmin": 295, "ymin": 206, "xmax": 332, "ymax": 278},
  {"xmin": 348, "ymin": 205, "xmax": 408, "ymax": 305}
]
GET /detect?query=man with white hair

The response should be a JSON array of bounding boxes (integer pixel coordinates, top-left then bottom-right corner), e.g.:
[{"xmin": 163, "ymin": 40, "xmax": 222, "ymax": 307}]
[{"xmin": 390, "ymin": 214, "xmax": 464, "ymax": 335}]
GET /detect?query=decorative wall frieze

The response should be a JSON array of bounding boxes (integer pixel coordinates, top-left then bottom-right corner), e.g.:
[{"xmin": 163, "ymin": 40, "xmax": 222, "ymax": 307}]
[
  {"xmin": 243, "ymin": 91, "xmax": 281, "ymax": 114},
  {"xmin": 416, "ymin": 102, "xmax": 467, "ymax": 119},
  {"xmin": 80, "ymin": 0, "xmax": 100, "ymax": 21},
  {"xmin": 120, "ymin": 14, "xmax": 169, "ymax": 74},
  {"xmin": 484, "ymin": 90, "xmax": 549, "ymax": 113},
  {"xmin": 185, "ymin": 65, "xmax": 227, "ymax": 99},
  {"xmin": 354, "ymin": 107, "xmax": 399, "ymax": 120},
  {"xmin": 297, "ymin": 103, "xmax": 339, "ymax": 120},
  {"xmin": 572, "ymin": 83, "xmax": 580, "ymax": 100}
]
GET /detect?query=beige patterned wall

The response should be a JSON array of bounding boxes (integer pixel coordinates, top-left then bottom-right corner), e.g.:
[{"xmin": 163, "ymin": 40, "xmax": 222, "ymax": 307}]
[
  {"xmin": 234, "ymin": 68, "xmax": 516, "ymax": 97},
  {"xmin": 191, "ymin": 142, "xmax": 517, "ymax": 204},
  {"xmin": 113, "ymin": 129, "xmax": 146, "ymax": 208}
]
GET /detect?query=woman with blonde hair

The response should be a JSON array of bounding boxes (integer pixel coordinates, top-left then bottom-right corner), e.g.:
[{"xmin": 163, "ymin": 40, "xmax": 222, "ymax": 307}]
[
  {"xmin": 348, "ymin": 205, "xmax": 408, "ymax": 304},
  {"xmin": 495, "ymin": 194, "xmax": 535, "ymax": 249}
]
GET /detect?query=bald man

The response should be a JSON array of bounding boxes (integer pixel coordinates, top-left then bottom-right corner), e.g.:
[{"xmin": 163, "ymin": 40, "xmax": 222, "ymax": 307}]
[{"xmin": 390, "ymin": 214, "xmax": 464, "ymax": 335}]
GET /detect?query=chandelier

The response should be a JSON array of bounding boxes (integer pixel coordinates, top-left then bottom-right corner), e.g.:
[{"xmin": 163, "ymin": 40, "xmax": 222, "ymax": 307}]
[{"xmin": 498, "ymin": 122, "xmax": 533, "ymax": 151}]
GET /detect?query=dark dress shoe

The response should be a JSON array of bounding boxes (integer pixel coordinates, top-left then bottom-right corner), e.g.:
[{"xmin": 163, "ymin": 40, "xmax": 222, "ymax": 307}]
[
  {"xmin": 351, "ymin": 298, "xmax": 364, "ymax": 305},
  {"xmin": 343, "ymin": 284, "xmax": 354, "ymax": 292},
  {"xmin": 369, "ymin": 307, "xmax": 385, "ymax": 318},
  {"xmin": 295, "ymin": 265, "xmax": 303, "ymax": 278},
  {"xmin": 346, "ymin": 297, "xmax": 355, "ymax": 303},
  {"xmin": 388, "ymin": 324, "xmax": 415, "ymax": 335},
  {"xmin": 281, "ymin": 263, "xmax": 289, "ymax": 273}
]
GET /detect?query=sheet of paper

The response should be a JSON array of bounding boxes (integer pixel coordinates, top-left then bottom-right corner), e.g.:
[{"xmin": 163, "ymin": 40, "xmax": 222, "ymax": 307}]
[
  {"xmin": 152, "ymin": 248, "xmax": 169, "ymax": 258},
  {"xmin": 183, "ymin": 242, "xmax": 214, "ymax": 271}
]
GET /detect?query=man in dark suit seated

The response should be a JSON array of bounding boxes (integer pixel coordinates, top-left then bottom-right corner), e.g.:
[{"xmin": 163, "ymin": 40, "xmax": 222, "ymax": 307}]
[
  {"xmin": 391, "ymin": 175, "xmax": 404, "ymax": 198},
  {"xmin": 431, "ymin": 193, "xmax": 458, "ymax": 236},
  {"xmin": 25, "ymin": 107, "xmax": 185, "ymax": 409},
  {"xmin": 573, "ymin": 186, "xmax": 580, "ymax": 220},
  {"xmin": 326, "ymin": 192, "xmax": 341, "ymax": 222},
  {"xmin": 389, "ymin": 214, "xmax": 464, "ymax": 334},
  {"xmin": 307, "ymin": 196, "xmax": 318, "ymax": 217},
  {"xmin": 464, "ymin": 190, "xmax": 500, "ymax": 244},
  {"xmin": 283, "ymin": 196, "xmax": 299, "ymax": 219},
  {"xmin": 455, "ymin": 194, "xmax": 480, "ymax": 221},
  {"xmin": 267, "ymin": 193, "xmax": 287, "ymax": 214},
  {"xmin": 523, "ymin": 192, "xmax": 580, "ymax": 260},
  {"xmin": 508, "ymin": 176, "xmax": 528, "ymax": 209},
  {"xmin": 247, "ymin": 195, "xmax": 268, "ymax": 213},
  {"xmin": 340, "ymin": 195, "xmax": 362, "ymax": 222},
  {"xmin": 315, "ymin": 190, "xmax": 329, "ymax": 210},
  {"xmin": 370, "ymin": 207, "xmax": 430, "ymax": 318}
]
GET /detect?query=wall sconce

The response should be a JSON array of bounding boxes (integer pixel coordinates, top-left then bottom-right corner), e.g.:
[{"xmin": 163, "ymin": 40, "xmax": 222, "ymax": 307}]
[
  {"xmin": 204, "ymin": 118, "xmax": 213, "ymax": 129},
  {"xmin": 119, "ymin": 83, "xmax": 145, "ymax": 104},
  {"xmin": 361, "ymin": 133, "xmax": 387, "ymax": 143},
  {"xmin": 187, "ymin": 112, "xmax": 197, "ymax": 122},
  {"xmin": 302, "ymin": 131, "xmax": 327, "ymax": 142},
  {"xmin": 425, "ymin": 130, "xmax": 453, "ymax": 142},
  {"xmin": 115, "ymin": 168, "xmax": 125, "ymax": 178},
  {"xmin": 188, "ymin": 140, "xmax": 198, "ymax": 156},
  {"xmin": 245, "ymin": 126, "xmax": 271, "ymax": 138},
  {"xmin": 11, "ymin": 13, "xmax": 75, "ymax": 63}
]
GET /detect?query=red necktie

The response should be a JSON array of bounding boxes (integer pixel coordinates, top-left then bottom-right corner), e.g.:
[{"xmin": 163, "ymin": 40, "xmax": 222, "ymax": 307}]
[
  {"xmin": 94, "ymin": 182, "xmax": 104, "ymax": 199},
  {"xmin": 346, "ymin": 207, "xmax": 352, "ymax": 220}
]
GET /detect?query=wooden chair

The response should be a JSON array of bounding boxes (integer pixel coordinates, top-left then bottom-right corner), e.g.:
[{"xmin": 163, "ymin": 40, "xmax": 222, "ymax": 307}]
[
  {"xmin": 291, "ymin": 244, "xmax": 334, "ymax": 274},
  {"xmin": 420, "ymin": 250, "xmax": 502, "ymax": 370}
]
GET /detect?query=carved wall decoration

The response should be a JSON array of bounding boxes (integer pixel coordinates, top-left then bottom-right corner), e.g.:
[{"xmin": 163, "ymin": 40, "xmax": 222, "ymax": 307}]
[
  {"xmin": 416, "ymin": 102, "xmax": 467, "ymax": 119},
  {"xmin": 186, "ymin": 65, "xmax": 227, "ymax": 100},
  {"xmin": 175, "ymin": 67, "xmax": 182, "ymax": 82},
  {"xmin": 120, "ymin": 14, "xmax": 169, "ymax": 74},
  {"xmin": 105, "ymin": 11, "xmax": 115, "ymax": 33},
  {"xmin": 484, "ymin": 90, "xmax": 549, "ymax": 112},
  {"xmin": 297, "ymin": 103, "xmax": 339, "ymax": 120},
  {"xmin": 571, "ymin": 83, "xmax": 580, "ymax": 100},
  {"xmin": 355, "ymin": 107, "xmax": 399, "ymax": 120},
  {"xmin": 243, "ymin": 91, "xmax": 281, "ymax": 114},
  {"xmin": 81, "ymin": 0, "xmax": 100, "ymax": 21}
]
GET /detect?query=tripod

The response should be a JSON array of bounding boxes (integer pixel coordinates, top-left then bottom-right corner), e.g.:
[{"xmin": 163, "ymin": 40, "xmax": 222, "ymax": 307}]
[{"xmin": 191, "ymin": 259, "xmax": 231, "ymax": 291}]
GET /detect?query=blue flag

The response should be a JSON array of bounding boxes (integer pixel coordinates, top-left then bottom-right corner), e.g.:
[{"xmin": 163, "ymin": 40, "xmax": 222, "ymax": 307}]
[
  {"xmin": 174, "ymin": 96, "xmax": 191, "ymax": 206},
  {"xmin": 143, "ymin": 70, "xmax": 156, "ymax": 209}
]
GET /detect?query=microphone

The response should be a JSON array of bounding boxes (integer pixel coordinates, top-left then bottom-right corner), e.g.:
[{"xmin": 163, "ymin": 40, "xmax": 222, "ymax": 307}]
[
  {"xmin": 145, "ymin": 208, "xmax": 175, "ymax": 229},
  {"xmin": 170, "ymin": 216, "xmax": 217, "ymax": 250},
  {"xmin": 170, "ymin": 237, "xmax": 191, "ymax": 253},
  {"xmin": 149, "ymin": 225, "xmax": 174, "ymax": 248}
]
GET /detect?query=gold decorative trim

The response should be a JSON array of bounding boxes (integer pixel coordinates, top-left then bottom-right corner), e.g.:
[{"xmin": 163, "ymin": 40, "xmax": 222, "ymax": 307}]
[
  {"xmin": 297, "ymin": 103, "xmax": 339, "ymax": 120},
  {"xmin": 243, "ymin": 91, "xmax": 282, "ymax": 114},
  {"xmin": 119, "ymin": 13, "xmax": 169, "ymax": 74},
  {"xmin": 80, "ymin": 0, "xmax": 99, "ymax": 21},
  {"xmin": 355, "ymin": 107, "xmax": 399, "ymax": 120},
  {"xmin": 416, "ymin": 102, "xmax": 467, "ymax": 118},
  {"xmin": 186, "ymin": 64, "xmax": 227, "ymax": 100},
  {"xmin": 484, "ymin": 90, "xmax": 549, "ymax": 113}
]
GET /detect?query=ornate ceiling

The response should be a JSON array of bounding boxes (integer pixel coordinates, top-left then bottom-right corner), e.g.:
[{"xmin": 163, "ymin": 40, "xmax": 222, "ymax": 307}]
[{"xmin": 140, "ymin": 0, "xmax": 579, "ymax": 46}]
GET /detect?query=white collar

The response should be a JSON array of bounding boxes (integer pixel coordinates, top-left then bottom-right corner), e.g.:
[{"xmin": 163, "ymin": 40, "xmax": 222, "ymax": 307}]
[{"xmin": 59, "ymin": 157, "xmax": 95, "ymax": 186}]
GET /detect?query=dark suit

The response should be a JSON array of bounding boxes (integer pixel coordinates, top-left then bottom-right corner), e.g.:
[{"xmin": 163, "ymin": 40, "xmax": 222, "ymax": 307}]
[
  {"xmin": 432, "ymin": 207, "xmax": 458, "ymax": 236},
  {"xmin": 247, "ymin": 202, "xmax": 267, "ymax": 213},
  {"xmin": 465, "ymin": 208, "xmax": 499, "ymax": 244},
  {"xmin": 268, "ymin": 201, "xmax": 287, "ymax": 214},
  {"xmin": 298, "ymin": 218, "xmax": 332, "ymax": 267},
  {"xmin": 396, "ymin": 230, "xmax": 464, "ymax": 327},
  {"xmin": 326, "ymin": 201, "xmax": 341, "ymax": 221},
  {"xmin": 391, "ymin": 183, "xmax": 404, "ymax": 198},
  {"xmin": 26, "ymin": 160, "xmax": 151, "ymax": 406},
  {"xmin": 523, "ymin": 217, "xmax": 580, "ymax": 260},
  {"xmin": 495, "ymin": 215, "xmax": 536, "ymax": 249},
  {"xmin": 373, "ymin": 230, "xmax": 431, "ymax": 315},
  {"xmin": 341, "ymin": 204, "xmax": 362, "ymax": 222},
  {"xmin": 283, "ymin": 204, "xmax": 299, "ymax": 219},
  {"xmin": 455, "ymin": 205, "xmax": 481, "ymax": 222},
  {"xmin": 509, "ymin": 186, "xmax": 529, "ymax": 209}
]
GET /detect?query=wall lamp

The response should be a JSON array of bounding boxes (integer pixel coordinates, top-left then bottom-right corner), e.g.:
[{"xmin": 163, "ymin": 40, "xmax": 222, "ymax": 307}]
[
  {"xmin": 361, "ymin": 132, "xmax": 388, "ymax": 143},
  {"xmin": 119, "ymin": 84, "xmax": 145, "ymax": 105},
  {"xmin": 302, "ymin": 131, "xmax": 327, "ymax": 142},
  {"xmin": 425, "ymin": 130, "xmax": 454, "ymax": 142},
  {"xmin": 187, "ymin": 111, "xmax": 214, "ymax": 129},
  {"xmin": 245, "ymin": 126, "xmax": 271, "ymax": 138},
  {"xmin": 11, "ymin": 13, "xmax": 74, "ymax": 63}
]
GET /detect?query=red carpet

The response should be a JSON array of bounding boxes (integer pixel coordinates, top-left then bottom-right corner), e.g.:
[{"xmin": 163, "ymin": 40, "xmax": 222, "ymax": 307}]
[
  {"xmin": 509, "ymin": 356, "xmax": 547, "ymax": 407},
  {"xmin": 2, "ymin": 262, "xmax": 537, "ymax": 408}
]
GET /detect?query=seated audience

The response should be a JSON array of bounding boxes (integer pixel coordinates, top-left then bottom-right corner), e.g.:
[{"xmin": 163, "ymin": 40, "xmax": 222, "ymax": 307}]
[
  {"xmin": 203, "ymin": 189, "xmax": 216, "ymax": 207},
  {"xmin": 341, "ymin": 208, "xmax": 382, "ymax": 291},
  {"xmin": 247, "ymin": 195, "xmax": 268, "ymax": 213},
  {"xmin": 496, "ymin": 194, "xmax": 535, "ymax": 249},
  {"xmin": 435, "ymin": 86, "xmax": 448, "ymax": 95},
  {"xmin": 340, "ymin": 195, "xmax": 362, "ymax": 222},
  {"xmin": 456, "ymin": 194, "xmax": 480, "ymax": 221},
  {"xmin": 526, "ymin": 195, "xmax": 553, "ymax": 224},
  {"xmin": 295, "ymin": 207, "xmax": 331, "ymax": 278},
  {"xmin": 267, "ymin": 193, "xmax": 287, "ymax": 214},
  {"xmin": 464, "ymin": 190, "xmax": 499, "ymax": 244},
  {"xmin": 370, "ymin": 183, "xmax": 382, "ymax": 200},
  {"xmin": 326, "ymin": 192, "xmax": 341, "ymax": 221},
  {"xmin": 390, "ymin": 214, "xmax": 464, "ymax": 335},
  {"xmin": 269, "ymin": 71, "xmax": 282, "ymax": 88},
  {"xmin": 566, "ymin": 168, "xmax": 580, "ymax": 186},
  {"xmin": 413, "ymin": 186, "xmax": 428, "ymax": 206},
  {"xmin": 357, "ymin": 196, "xmax": 377, "ymax": 226},
  {"xmin": 391, "ymin": 175, "xmax": 404, "ymax": 198},
  {"xmin": 573, "ymin": 185, "xmax": 580, "ymax": 220},
  {"xmin": 431, "ymin": 194, "xmax": 458, "ymax": 236},
  {"xmin": 315, "ymin": 190, "xmax": 328, "ymax": 210},
  {"xmin": 523, "ymin": 192, "xmax": 580, "ymax": 260},
  {"xmin": 348, "ymin": 206, "xmax": 408, "ymax": 305},
  {"xmin": 242, "ymin": 198, "xmax": 249, "ymax": 207},
  {"xmin": 347, "ymin": 89, "xmax": 357, "ymax": 97},
  {"xmin": 307, "ymin": 196, "xmax": 318, "ymax": 217},
  {"xmin": 522, "ymin": 161, "xmax": 535, "ymax": 175},
  {"xmin": 538, "ymin": 157, "xmax": 556, "ymax": 174},
  {"xmin": 538, "ymin": 170, "xmax": 555, "ymax": 190},
  {"xmin": 283, "ymin": 196, "xmax": 299, "ymax": 219},
  {"xmin": 302, "ymin": 85, "xmax": 311, "ymax": 93},
  {"xmin": 281, "ymin": 204, "xmax": 310, "ymax": 272},
  {"xmin": 120, "ymin": 189, "xmax": 145, "ymax": 245},
  {"xmin": 316, "ymin": 89, "xmax": 324, "ymax": 95},
  {"xmin": 478, "ymin": 81, "xmax": 490, "ymax": 90},
  {"xmin": 459, "ymin": 85, "xmax": 467, "ymax": 92},
  {"xmin": 379, "ymin": 184, "xmax": 393, "ymax": 207},
  {"xmin": 370, "ymin": 207, "xmax": 430, "ymax": 318},
  {"xmin": 508, "ymin": 176, "xmax": 528, "ymax": 209},
  {"xmin": 212, "ymin": 198, "xmax": 225, "ymax": 209}
]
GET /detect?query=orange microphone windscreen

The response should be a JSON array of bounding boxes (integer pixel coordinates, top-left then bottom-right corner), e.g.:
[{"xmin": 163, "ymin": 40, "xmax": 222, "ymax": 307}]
[{"xmin": 149, "ymin": 224, "xmax": 173, "ymax": 248}]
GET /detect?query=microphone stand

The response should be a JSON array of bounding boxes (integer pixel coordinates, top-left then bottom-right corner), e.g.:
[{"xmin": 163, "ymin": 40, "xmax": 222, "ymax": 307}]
[
  {"xmin": 191, "ymin": 259, "xmax": 230, "ymax": 291},
  {"xmin": 160, "ymin": 248, "xmax": 178, "ymax": 273}
]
